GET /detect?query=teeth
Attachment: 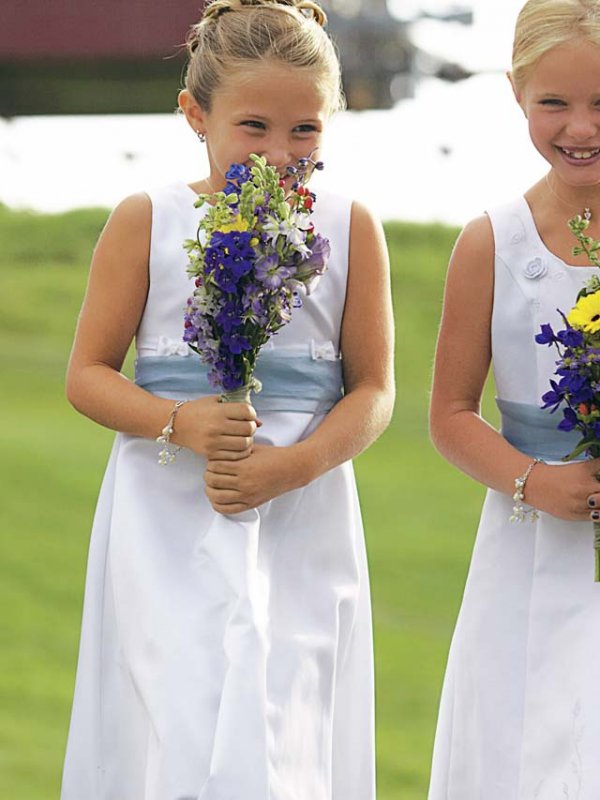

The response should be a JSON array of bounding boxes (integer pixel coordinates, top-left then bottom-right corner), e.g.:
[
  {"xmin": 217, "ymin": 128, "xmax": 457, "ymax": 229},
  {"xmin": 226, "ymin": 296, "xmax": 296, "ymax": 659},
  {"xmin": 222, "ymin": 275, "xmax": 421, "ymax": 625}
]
[{"xmin": 561, "ymin": 147, "xmax": 600, "ymax": 159}]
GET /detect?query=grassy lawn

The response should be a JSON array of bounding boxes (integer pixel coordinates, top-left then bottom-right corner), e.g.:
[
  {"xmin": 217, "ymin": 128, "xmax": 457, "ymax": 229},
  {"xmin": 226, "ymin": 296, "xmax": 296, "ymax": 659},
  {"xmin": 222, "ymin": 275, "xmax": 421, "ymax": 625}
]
[{"xmin": 0, "ymin": 204, "xmax": 491, "ymax": 798}]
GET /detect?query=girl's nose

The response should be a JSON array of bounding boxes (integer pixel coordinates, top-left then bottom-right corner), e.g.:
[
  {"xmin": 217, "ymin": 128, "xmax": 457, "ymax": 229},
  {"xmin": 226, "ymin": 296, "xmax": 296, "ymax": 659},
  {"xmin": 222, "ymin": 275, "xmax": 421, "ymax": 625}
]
[
  {"xmin": 566, "ymin": 109, "xmax": 598, "ymax": 141},
  {"xmin": 260, "ymin": 138, "xmax": 292, "ymax": 170}
]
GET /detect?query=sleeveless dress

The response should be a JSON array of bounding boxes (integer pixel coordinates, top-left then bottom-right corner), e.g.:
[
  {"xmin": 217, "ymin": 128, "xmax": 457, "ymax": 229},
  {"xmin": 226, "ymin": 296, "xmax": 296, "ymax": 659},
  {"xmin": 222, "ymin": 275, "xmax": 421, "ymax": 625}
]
[
  {"xmin": 61, "ymin": 184, "xmax": 375, "ymax": 800},
  {"xmin": 428, "ymin": 197, "xmax": 600, "ymax": 800}
]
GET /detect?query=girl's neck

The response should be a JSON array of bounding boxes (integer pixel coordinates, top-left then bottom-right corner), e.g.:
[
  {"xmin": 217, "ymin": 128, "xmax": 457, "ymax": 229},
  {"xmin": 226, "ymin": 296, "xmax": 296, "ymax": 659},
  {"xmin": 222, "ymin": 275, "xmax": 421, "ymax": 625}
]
[{"xmin": 545, "ymin": 171, "xmax": 600, "ymax": 222}]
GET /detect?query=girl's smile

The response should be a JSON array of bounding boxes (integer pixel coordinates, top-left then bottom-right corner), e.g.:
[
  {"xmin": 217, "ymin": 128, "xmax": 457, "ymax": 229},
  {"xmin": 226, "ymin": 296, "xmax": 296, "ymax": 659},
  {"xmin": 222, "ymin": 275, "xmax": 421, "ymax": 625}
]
[{"xmin": 555, "ymin": 145, "xmax": 600, "ymax": 169}]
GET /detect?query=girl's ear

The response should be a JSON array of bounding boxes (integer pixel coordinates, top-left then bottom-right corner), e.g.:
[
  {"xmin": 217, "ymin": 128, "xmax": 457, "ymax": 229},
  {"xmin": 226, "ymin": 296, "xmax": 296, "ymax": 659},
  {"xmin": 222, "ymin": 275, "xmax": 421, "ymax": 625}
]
[
  {"xmin": 178, "ymin": 90, "xmax": 207, "ymax": 135},
  {"xmin": 507, "ymin": 71, "xmax": 527, "ymax": 117}
]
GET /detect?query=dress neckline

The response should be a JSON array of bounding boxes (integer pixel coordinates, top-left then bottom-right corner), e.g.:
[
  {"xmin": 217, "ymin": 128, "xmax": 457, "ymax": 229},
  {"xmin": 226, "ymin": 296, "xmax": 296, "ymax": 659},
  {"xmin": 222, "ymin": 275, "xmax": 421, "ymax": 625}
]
[
  {"xmin": 182, "ymin": 182, "xmax": 201, "ymax": 200},
  {"xmin": 519, "ymin": 195, "xmax": 598, "ymax": 271}
]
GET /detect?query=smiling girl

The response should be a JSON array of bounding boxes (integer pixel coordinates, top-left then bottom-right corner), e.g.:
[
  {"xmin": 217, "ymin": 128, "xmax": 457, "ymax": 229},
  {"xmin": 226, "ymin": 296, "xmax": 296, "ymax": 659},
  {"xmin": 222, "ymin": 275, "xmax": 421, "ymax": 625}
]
[
  {"xmin": 60, "ymin": 2, "xmax": 394, "ymax": 798},
  {"xmin": 428, "ymin": 1, "xmax": 600, "ymax": 798}
]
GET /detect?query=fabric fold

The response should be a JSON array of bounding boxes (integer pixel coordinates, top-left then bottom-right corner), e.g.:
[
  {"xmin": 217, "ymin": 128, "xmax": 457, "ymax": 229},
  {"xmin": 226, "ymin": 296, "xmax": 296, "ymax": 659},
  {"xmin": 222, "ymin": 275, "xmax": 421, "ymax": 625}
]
[{"xmin": 195, "ymin": 509, "xmax": 271, "ymax": 799}]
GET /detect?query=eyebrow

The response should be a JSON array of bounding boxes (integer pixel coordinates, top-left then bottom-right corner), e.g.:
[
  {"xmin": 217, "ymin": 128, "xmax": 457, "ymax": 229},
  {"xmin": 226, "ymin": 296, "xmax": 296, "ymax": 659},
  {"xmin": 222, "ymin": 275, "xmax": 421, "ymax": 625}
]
[{"xmin": 236, "ymin": 114, "xmax": 322, "ymax": 121}]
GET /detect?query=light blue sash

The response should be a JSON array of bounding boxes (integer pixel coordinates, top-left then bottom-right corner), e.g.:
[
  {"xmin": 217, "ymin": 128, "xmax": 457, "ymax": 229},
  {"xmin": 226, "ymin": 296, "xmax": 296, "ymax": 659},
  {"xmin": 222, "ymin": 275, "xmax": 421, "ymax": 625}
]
[
  {"xmin": 497, "ymin": 397, "xmax": 584, "ymax": 462},
  {"xmin": 135, "ymin": 352, "xmax": 343, "ymax": 414}
]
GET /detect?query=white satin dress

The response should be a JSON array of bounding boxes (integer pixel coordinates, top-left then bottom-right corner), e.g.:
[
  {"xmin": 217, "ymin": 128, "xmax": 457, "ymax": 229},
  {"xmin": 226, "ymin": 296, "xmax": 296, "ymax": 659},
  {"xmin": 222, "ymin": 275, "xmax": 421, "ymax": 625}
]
[
  {"xmin": 61, "ymin": 185, "xmax": 375, "ymax": 800},
  {"xmin": 428, "ymin": 197, "xmax": 600, "ymax": 800}
]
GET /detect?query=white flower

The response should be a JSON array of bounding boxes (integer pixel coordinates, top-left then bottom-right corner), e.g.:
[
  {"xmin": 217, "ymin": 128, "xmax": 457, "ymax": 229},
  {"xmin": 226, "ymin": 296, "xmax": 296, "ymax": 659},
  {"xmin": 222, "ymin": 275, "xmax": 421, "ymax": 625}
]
[
  {"xmin": 263, "ymin": 211, "xmax": 309, "ymax": 250},
  {"xmin": 523, "ymin": 257, "xmax": 547, "ymax": 280}
]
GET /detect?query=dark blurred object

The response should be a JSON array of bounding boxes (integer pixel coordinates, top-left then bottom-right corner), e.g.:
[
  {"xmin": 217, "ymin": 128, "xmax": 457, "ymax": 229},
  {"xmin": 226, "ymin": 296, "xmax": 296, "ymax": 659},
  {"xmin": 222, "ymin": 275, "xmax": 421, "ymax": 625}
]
[
  {"xmin": 322, "ymin": 0, "xmax": 415, "ymax": 109},
  {"xmin": 435, "ymin": 62, "xmax": 473, "ymax": 82}
]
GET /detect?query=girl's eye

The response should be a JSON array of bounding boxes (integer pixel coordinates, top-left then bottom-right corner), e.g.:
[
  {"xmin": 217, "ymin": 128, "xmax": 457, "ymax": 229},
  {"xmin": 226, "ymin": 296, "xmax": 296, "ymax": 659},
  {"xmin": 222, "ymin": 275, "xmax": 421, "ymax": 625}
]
[
  {"xmin": 241, "ymin": 120, "xmax": 266, "ymax": 130},
  {"xmin": 539, "ymin": 98, "xmax": 567, "ymax": 107},
  {"xmin": 294, "ymin": 124, "xmax": 318, "ymax": 134}
]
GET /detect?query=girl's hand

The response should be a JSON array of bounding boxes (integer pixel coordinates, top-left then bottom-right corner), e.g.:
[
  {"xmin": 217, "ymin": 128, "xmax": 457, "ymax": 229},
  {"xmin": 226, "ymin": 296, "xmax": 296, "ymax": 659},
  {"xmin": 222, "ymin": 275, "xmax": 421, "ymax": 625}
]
[
  {"xmin": 203, "ymin": 444, "xmax": 298, "ymax": 514},
  {"xmin": 526, "ymin": 458, "xmax": 600, "ymax": 521},
  {"xmin": 173, "ymin": 396, "xmax": 260, "ymax": 461}
]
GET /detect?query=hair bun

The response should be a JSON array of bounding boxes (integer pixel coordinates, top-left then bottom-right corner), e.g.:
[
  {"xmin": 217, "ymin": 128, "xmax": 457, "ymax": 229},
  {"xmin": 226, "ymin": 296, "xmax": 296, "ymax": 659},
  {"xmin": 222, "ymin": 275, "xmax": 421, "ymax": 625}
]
[
  {"xmin": 294, "ymin": 1, "xmax": 327, "ymax": 26},
  {"xmin": 202, "ymin": 0, "xmax": 242, "ymax": 23},
  {"xmin": 202, "ymin": 0, "xmax": 327, "ymax": 27}
]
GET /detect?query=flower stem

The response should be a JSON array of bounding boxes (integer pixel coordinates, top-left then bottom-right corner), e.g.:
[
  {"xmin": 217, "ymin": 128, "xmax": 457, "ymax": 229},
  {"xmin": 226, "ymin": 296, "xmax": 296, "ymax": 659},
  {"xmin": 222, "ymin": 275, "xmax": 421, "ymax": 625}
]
[
  {"xmin": 594, "ymin": 521, "xmax": 600, "ymax": 582},
  {"xmin": 219, "ymin": 376, "xmax": 262, "ymax": 405},
  {"xmin": 220, "ymin": 385, "xmax": 252, "ymax": 404}
]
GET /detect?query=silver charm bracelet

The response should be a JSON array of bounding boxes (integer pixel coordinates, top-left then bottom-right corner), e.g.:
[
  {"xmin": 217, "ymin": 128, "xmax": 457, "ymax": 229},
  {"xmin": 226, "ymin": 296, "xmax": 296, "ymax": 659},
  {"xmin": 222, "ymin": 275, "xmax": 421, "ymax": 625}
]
[
  {"xmin": 509, "ymin": 457, "xmax": 543, "ymax": 523},
  {"xmin": 156, "ymin": 400, "xmax": 188, "ymax": 465}
]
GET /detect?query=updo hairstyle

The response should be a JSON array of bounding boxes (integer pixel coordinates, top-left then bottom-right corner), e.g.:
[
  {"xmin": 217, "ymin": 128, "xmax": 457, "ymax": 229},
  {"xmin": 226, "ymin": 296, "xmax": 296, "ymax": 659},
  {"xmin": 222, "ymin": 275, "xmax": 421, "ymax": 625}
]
[
  {"xmin": 512, "ymin": 0, "xmax": 600, "ymax": 91},
  {"xmin": 184, "ymin": 0, "xmax": 345, "ymax": 114}
]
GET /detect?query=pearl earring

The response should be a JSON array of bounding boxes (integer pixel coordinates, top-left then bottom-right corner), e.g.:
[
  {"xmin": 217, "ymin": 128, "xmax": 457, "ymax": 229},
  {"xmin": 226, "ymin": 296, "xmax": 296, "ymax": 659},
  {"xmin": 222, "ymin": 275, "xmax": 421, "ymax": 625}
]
[{"xmin": 196, "ymin": 131, "xmax": 206, "ymax": 143}]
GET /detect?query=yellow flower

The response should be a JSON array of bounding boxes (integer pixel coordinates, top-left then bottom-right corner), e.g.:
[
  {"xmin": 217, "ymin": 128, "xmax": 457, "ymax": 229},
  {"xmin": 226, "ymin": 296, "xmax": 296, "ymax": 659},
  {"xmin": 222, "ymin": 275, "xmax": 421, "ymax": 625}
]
[
  {"xmin": 219, "ymin": 214, "xmax": 250, "ymax": 234},
  {"xmin": 567, "ymin": 291, "xmax": 600, "ymax": 333}
]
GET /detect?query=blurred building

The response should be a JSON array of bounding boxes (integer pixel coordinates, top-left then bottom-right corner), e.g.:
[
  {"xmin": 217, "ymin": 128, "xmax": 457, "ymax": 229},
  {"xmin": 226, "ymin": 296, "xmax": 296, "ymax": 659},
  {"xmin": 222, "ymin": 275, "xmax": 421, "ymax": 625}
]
[
  {"xmin": 320, "ymin": 0, "xmax": 413, "ymax": 109},
  {"xmin": 0, "ymin": 0, "xmax": 204, "ymax": 116},
  {"xmin": 0, "ymin": 0, "xmax": 471, "ymax": 116}
]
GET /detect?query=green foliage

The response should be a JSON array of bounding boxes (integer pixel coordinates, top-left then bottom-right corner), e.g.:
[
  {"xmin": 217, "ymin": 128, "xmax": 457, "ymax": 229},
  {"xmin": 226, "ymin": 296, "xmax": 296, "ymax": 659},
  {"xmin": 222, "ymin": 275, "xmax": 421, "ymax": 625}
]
[
  {"xmin": 569, "ymin": 213, "xmax": 600, "ymax": 267},
  {"xmin": 0, "ymin": 207, "xmax": 488, "ymax": 799}
]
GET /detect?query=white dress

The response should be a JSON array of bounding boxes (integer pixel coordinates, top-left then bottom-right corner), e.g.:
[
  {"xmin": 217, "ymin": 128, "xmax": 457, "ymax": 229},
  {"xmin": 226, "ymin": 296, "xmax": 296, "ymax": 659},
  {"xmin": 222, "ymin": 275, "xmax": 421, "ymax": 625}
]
[
  {"xmin": 428, "ymin": 197, "xmax": 600, "ymax": 800},
  {"xmin": 61, "ymin": 184, "xmax": 375, "ymax": 800}
]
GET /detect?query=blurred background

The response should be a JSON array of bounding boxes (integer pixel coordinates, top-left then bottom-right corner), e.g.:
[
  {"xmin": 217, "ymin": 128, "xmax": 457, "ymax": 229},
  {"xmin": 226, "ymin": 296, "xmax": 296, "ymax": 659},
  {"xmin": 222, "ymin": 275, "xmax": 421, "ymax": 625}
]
[
  {"xmin": 1, "ymin": 0, "xmax": 543, "ymax": 221},
  {"xmin": 0, "ymin": 1, "xmax": 545, "ymax": 798}
]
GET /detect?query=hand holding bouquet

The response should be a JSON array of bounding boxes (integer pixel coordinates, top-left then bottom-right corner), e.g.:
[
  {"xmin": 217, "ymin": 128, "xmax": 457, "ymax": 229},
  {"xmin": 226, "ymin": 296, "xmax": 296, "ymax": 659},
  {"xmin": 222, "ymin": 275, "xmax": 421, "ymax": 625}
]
[
  {"xmin": 536, "ymin": 214, "xmax": 600, "ymax": 579},
  {"xmin": 183, "ymin": 153, "xmax": 330, "ymax": 403}
]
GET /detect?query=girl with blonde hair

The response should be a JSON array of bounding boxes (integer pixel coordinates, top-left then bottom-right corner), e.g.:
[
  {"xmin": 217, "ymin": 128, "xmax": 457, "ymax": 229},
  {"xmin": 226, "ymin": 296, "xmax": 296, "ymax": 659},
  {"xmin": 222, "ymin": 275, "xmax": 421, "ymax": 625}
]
[
  {"xmin": 60, "ymin": 1, "xmax": 394, "ymax": 798},
  {"xmin": 429, "ymin": 1, "xmax": 600, "ymax": 796}
]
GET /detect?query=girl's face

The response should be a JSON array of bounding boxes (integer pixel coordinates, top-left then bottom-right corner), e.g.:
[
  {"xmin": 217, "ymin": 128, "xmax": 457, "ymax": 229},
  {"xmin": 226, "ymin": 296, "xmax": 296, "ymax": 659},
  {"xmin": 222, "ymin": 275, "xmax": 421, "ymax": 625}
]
[
  {"xmin": 515, "ymin": 39, "xmax": 600, "ymax": 188},
  {"xmin": 180, "ymin": 60, "xmax": 332, "ymax": 188}
]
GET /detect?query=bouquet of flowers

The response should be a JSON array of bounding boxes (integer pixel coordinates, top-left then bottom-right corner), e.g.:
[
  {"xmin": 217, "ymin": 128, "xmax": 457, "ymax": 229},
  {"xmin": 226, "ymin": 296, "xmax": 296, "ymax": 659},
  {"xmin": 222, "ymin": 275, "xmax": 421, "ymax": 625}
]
[
  {"xmin": 183, "ymin": 152, "xmax": 330, "ymax": 403},
  {"xmin": 536, "ymin": 214, "xmax": 600, "ymax": 579}
]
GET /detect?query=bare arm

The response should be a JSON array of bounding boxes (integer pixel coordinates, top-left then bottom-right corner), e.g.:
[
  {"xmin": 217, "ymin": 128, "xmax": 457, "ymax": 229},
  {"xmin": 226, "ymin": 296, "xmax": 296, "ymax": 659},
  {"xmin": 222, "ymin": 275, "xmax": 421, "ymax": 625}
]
[
  {"xmin": 66, "ymin": 193, "xmax": 257, "ymax": 460},
  {"xmin": 430, "ymin": 215, "xmax": 600, "ymax": 520},
  {"xmin": 204, "ymin": 201, "xmax": 396, "ymax": 512}
]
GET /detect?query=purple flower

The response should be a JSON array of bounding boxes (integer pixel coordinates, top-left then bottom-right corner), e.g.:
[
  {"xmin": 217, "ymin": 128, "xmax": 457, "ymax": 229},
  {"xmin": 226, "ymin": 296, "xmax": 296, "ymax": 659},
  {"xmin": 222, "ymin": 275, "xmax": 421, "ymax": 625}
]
[
  {"xmin": 225, "ymin": 163, "xmax": 251, "ymax": 184},
  {"xmin": 221, "ymin": 372, "xmax": 245, "ymax": 391},
  {"xmin": 216, "ymin": 300, "xmax": 243, "ymax": 332},
  {"xmin": 535, "ymin": 323, "xmax": 556, "ymax": 346},
  {"xmin": 303, "ymin": 233, "xmax": 331, "ymax": 271},
  {"xmin": 558, "ymin": 407, "xmax": 579, "ymax": 432},
  {"xmin": 562, "ymin": 373, "xmax": 593, "ymax": 404},
  {"xmin": 255, "ymin": 253, "xmax": 296, "ymax": 289},
  {"xmin": 541, "ymin": 380, "xmax": 565, "ymax": 412},
  {"xmin": 205, "ymin": 232, "xmax": 256, "ymax": 292},
  {"xmin": 557, "ymin": 327, "xmax": 584, "ymax": 348},
  {"xmin": 222, "ymin": 331, "xmax": 252, "ymax": 355}
]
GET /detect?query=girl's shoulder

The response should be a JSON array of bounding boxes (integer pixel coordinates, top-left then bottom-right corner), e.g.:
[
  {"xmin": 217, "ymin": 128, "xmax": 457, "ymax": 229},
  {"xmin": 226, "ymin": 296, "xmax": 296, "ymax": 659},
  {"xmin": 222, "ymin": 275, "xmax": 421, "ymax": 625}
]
[
  {"xmin": 452, "ymin": 213, "xmax": 495, "ymax": 265},
  {"xmin": 442, "ymin": 213, "xmax": 495, "ymax": 293},
  {"xmin": 97, "ymin": 192, "xmax": 152, "ymax": 254},
  {"xmin": 455, "ymin": 196, "xmax": 532, "ymax": 267},
  {"xmin": 108, "ymin": 191, "xmax": 152, "ymax": 223}
]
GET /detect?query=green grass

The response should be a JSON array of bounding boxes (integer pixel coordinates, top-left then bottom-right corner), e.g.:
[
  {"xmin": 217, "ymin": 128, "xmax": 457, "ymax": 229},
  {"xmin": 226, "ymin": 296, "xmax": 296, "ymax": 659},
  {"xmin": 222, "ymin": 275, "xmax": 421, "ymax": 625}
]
[{"xmin": 0, "ymin": 205, "xmax": 490, "ymax": 798}]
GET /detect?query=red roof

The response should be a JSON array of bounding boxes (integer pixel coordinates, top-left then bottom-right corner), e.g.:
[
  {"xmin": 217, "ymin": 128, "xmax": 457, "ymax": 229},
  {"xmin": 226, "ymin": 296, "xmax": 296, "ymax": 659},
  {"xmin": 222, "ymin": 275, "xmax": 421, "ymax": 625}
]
[{"xmin": 0, "ymin": 0, "xmax": 208, "ymax": 60}]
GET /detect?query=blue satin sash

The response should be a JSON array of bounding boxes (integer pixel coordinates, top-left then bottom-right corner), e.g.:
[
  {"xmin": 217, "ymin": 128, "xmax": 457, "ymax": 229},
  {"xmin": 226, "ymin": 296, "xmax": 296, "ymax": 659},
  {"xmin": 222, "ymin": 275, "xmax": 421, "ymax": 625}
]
[
  {"xmin": 497, "ymin": 397, "xmax": 584, "ymax": 462},
  {"xmin": 135, "ymin": 351, "xmax": 343, "ymax": 414}
]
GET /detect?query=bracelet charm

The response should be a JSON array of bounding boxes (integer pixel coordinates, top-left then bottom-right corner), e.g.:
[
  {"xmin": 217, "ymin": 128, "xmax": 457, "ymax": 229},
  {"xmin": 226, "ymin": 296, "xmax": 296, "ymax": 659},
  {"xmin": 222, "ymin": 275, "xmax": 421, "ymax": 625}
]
[
  {"xmin": 509, "ymin": 457, "xmax": 543, "ymax": 523},
  {"xmin": 156, "ymin": 400, "xmax": 188, "ymax": 465}
]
